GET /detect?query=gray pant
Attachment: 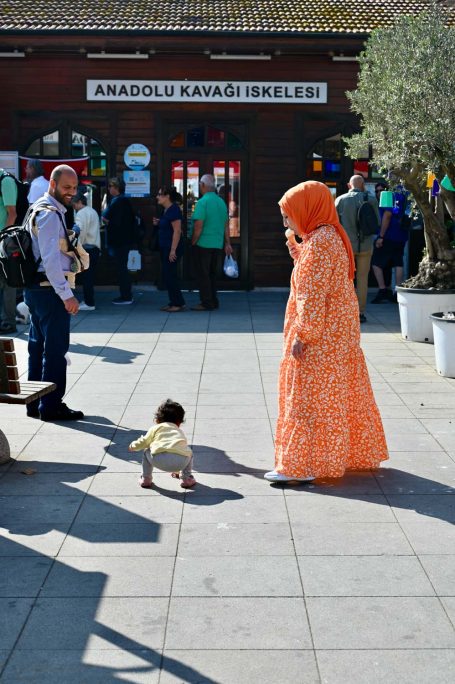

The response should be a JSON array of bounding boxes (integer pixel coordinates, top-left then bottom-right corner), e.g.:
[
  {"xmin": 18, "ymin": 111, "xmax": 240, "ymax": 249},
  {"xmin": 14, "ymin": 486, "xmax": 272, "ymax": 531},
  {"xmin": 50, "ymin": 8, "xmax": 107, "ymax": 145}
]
[
  {"xmin": 0, "ymin": 283, "xmax": 16, "ymax": 327},
  {"xmin": 142, "ymin": 449, "xmax": 193, "ymax": 479}
]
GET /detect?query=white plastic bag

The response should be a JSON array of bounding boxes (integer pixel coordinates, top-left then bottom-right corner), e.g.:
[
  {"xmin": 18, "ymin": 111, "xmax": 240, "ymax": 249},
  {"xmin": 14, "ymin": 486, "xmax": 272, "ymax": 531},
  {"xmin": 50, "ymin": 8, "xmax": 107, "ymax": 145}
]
[
  {"xmin": 127, "ymin": 249, "xmax": 141, "ymax": 272},
  {"xmin": 223, "ymin": 254, "xmax": 239, "ymax": 279}
]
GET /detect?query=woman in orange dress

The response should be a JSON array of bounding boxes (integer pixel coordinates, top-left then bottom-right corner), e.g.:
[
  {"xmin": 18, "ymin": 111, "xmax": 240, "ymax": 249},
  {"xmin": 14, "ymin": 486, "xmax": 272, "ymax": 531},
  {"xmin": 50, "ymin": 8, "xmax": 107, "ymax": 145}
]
[{"xmin": 265, "ymin": 181, "xmax": 388, "ymax": 483}]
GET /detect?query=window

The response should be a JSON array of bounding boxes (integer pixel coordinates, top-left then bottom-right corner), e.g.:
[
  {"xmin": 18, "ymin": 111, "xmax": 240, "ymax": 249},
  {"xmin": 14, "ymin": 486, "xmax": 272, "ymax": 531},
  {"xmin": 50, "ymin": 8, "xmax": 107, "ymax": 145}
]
[{"xmin": 169, "ymin": 126, "xmax": 243, "ymax": 151}]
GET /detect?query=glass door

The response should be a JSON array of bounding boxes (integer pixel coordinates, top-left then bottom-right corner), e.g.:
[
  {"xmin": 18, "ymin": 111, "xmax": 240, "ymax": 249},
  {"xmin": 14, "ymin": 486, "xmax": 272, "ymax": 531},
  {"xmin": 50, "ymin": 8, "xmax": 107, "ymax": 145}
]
[{"xmin": 165, "ymin": 124, "xmax": 248, "ymax": 289}]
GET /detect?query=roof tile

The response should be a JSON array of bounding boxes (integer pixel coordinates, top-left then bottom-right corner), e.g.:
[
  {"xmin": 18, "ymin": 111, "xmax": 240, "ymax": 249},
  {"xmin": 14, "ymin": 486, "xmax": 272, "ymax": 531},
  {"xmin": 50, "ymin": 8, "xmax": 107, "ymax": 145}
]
[{"xmin": 0, "ymin": 0, "xmax": 453, "ymax": 34}]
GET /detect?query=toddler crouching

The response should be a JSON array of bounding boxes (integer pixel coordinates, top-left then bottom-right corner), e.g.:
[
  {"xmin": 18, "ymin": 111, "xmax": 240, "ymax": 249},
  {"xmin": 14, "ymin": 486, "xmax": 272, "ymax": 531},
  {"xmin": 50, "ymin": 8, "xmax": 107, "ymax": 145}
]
[{"xmin": 128, "ymin": 399, "xmax": 196, "ymax": 489}]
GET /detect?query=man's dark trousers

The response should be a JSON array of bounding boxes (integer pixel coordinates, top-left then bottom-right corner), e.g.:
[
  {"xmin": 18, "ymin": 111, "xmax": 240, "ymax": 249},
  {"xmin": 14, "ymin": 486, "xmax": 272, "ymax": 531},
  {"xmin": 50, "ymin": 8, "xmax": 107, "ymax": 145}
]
[
  {"xmin": 79, "ymin": 246, "xmax": 100, "ymax": 307},
  {"xmin": 161, "ymin": 251, "xmax": 185, "ymax": 307},
  {"xmin": 193, "ymin": 245, "xmax": 220, "ymax": 310},
  {"xmin": 113, "ymin": 245, "xmax": 132, "ymax": 300},
  {"xmin": 24, "ymin": 286, "xmax": 70, "ymax": 415}
]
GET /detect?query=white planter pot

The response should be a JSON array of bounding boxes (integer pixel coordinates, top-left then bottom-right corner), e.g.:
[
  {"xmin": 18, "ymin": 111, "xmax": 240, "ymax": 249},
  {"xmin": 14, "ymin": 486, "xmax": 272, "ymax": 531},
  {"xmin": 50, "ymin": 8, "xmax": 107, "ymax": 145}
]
[
  {"xmin": 430, "ymin": 312, "xmax": 455, "ymax": 378},
  {"xmin": 396, "ymin": 287, "xmax": 455, "ymax": 343}
]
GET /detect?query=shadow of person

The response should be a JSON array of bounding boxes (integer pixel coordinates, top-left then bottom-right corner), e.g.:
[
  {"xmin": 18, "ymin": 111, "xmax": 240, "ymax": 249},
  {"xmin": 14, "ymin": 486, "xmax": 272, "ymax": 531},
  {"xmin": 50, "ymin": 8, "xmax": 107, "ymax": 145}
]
[
  {"xmin": 68, "ymin": 341, "xmax": 145, "ymax": 365},
  {"xmin": 0, "ymin": 536, "xmax": 218, "ymax": 683},
  {"xmin": 191, "ymin": 444, "xmax": 268, "ymax": 479},
  {"xmin": 151, "ymin": 479, "xmax": 244, "ymax": 503},
  {"xmin": 270, "ymin": 468, "xmax": 455, "ymax": 525}
]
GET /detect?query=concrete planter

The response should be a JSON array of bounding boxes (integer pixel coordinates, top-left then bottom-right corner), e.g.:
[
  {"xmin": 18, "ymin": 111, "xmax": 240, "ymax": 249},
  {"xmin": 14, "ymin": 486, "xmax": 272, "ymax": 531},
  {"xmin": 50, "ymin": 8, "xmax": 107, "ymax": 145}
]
[
  {"xmin": 396, "ymin": 287, "xmax": 455, "ymax": 343},
  {"xmin": 430, "ymin": 312, "xmax": 455, "ymax": 378},
  {"xmin": 0, "ymin": 429, "xmax": 11, "ymax": 465}
]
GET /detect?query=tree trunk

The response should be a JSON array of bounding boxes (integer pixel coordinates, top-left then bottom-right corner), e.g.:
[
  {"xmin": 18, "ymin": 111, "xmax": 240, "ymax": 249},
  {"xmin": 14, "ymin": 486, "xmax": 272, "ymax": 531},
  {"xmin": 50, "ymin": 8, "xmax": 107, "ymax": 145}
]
[{"xmin": 402, "ymin": 175, "xmax": 455, "ymax": 289}]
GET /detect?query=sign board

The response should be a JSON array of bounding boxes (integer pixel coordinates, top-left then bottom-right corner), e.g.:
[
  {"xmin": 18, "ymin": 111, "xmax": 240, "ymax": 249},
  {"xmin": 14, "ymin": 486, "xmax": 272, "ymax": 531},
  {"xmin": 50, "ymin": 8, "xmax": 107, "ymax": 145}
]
[
  {"xmin": 124, "ymin": 143, "xmax": 151, "ymax": 170},
  {"xmin": 123, "ymin": 170, "xmax": 150, "ymax": 197},
  {"xmin": 87, "ymin": 80, "xmax": 327, "ymax": 104},
  {"xmin": 0, "ymin": 151, "xmax": 19, "ymax": 177}
]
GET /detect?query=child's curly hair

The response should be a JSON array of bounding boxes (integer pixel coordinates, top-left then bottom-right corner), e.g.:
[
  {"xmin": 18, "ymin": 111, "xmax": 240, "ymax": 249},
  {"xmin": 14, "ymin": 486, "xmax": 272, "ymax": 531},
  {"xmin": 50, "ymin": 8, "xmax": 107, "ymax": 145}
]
[{"xmin": 155, "ymin": 399, "xmax": 185, "ymax": 425}]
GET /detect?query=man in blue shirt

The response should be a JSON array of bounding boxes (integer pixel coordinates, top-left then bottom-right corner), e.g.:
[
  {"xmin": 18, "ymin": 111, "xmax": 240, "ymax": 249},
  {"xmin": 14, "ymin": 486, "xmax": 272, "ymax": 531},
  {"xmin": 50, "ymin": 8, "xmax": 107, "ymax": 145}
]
[
  {"xmin": 371, "ymin": 190, "xmax": 409, "ymax": 303},
  {"xmin": 24, "ymin": 165, "xmax": 84, "ymax": 421}
]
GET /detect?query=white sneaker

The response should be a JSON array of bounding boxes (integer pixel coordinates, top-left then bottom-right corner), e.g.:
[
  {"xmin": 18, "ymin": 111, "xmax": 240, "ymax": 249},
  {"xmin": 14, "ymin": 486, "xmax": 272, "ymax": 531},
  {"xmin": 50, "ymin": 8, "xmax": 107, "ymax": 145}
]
[
  {"xmin": 79, "ymin": 302, "xmax": 96, "ymax": 311},
  {"xmin": 264, "ymin": 470, "xmax": 315, "ymax": 482}
]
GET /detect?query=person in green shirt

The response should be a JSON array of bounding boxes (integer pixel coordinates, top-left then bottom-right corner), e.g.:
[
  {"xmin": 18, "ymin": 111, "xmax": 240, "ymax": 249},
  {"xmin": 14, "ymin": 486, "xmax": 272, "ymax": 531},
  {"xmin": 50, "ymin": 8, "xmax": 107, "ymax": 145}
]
[
  {"xmin": 0, "ymin": 169, "xmax": 18, "ymax": 333},
  {"xmin": 190, "ymin": 173, "xmax": 232, "ymax": 311}
]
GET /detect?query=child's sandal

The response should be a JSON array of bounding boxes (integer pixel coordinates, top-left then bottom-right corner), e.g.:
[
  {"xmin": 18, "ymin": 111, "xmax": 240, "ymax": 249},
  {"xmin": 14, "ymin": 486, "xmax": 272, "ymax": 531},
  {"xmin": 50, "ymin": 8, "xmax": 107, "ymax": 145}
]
[
  {"xmin": 180, "ymin": 476, "xmax": 196, "ymax": 489},
  {"xmin": 171, "ymin": 472, "xmax": 180, "ymax": 479},
  {"xmin": 139, "ymin": 476, "xmax": 153, "ymax": 489}
]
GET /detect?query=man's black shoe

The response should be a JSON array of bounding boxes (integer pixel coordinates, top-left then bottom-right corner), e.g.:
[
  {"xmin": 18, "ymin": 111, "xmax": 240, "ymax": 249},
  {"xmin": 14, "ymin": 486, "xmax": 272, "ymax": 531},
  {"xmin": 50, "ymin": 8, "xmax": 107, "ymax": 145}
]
[
  {"xmin": 359, "ymin": 313, "xmax": 367, "ymax": 323},
  {"xmin": 40, "ymin": 403, "xmax": 85, "ymax": 422},
  {"xmin": 26, "ymin": 406, "xmax": 40, "ymax": 418},
  {"xmin": 371, "ymin": 289, "xmax": 390, "ymax": 304}
]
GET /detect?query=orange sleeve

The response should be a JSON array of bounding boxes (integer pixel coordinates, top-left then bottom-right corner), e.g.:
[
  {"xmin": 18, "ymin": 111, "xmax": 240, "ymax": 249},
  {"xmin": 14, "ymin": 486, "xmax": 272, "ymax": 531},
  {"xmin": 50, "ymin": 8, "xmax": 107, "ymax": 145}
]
[{"xmin": 292, "ymin": 237, "xmax": 333, "ymax": 343}]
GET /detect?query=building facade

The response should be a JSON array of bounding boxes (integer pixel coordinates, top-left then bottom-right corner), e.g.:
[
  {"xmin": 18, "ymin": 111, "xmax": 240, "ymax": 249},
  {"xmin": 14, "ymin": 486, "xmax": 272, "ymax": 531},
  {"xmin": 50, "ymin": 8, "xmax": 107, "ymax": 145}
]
[{"xmin": 0, "ymin": 0, "xmax": 443, "ymax": 288}]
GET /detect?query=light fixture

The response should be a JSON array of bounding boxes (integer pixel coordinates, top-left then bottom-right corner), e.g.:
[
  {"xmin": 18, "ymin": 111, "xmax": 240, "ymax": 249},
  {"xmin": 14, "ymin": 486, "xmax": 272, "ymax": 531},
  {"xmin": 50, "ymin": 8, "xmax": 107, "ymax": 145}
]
[
  {"xmin": 210, "ymin": 53, "xmax": 271, "ymax": 61},
  {"xmin": 331, "ymin": 54, "xmax": 358, "ymax": 62},
  {"xmin": 0, "ymin": 50, "xmax": 25, "ymax": 58},
  {"xmin": 86, "ymin": 51, "xmax": 148, "ymax": 59}
]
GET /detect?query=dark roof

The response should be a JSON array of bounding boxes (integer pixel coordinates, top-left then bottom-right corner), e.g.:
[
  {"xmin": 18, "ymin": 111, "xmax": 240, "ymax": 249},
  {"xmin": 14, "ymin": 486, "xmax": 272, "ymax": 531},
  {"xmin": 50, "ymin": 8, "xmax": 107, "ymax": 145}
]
[{"xmin": 0, "ymin": 0, "xmax": 453, "ymax": 35}]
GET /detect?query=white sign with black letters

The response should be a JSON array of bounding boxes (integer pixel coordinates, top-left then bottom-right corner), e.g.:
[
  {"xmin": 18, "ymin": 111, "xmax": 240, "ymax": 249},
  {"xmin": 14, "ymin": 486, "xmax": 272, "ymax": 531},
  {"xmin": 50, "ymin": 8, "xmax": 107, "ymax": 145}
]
[{"xmin": 87, "ymin": 80, "xmax": 327, "ymax": 104}]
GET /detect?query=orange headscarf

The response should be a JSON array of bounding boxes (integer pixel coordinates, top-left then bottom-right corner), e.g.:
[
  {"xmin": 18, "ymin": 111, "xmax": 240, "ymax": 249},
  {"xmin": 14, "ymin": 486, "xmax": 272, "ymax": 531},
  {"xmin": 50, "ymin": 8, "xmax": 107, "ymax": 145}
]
[{"xmin": 279, "ymin": 180, "xmax": 355, "ymax": 280}]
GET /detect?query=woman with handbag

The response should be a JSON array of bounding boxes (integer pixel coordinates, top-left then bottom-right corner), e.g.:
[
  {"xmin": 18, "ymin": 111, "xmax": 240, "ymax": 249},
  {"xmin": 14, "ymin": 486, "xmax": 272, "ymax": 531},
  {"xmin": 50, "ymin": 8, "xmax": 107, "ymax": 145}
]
[
  {"xmin": 154, "ymin": 186, "xmax": 186, "ymax": 312},
  {"xmin": 265, "ymin": 181, "xmax": 388, "ymax": 483}
]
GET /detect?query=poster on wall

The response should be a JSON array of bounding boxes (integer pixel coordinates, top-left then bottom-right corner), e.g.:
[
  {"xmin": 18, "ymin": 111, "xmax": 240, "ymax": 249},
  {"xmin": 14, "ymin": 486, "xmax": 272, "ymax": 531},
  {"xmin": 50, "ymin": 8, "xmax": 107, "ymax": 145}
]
[
  {"xmin": 124, "ymin": 144, "xmax": 151, "ymax": 170},
  {"xmin": 0, "ymin": 151, "xmax": 19, "ymax": 177},
  {"xmin": 124, "ymin": 170, "xmax": 150, "ymax": 197}
]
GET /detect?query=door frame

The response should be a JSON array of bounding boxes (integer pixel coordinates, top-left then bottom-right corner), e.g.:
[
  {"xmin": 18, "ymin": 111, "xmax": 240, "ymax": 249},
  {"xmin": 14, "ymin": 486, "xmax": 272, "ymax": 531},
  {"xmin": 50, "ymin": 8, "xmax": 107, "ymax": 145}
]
[{"xmin": 157, "ymin": 117, "xmax": 250, "ymax": 290}]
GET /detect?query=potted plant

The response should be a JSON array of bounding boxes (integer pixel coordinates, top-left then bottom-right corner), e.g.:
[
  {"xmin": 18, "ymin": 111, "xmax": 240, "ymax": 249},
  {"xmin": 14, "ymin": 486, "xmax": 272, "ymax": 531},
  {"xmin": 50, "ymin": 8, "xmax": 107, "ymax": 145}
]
[
  {"xmin": 430, "ymin": 311, "xmax": 455, "ymax": 377},
  {"xmin": 345, "ymin": 2, "xmax": 455, "ymax": 342}
]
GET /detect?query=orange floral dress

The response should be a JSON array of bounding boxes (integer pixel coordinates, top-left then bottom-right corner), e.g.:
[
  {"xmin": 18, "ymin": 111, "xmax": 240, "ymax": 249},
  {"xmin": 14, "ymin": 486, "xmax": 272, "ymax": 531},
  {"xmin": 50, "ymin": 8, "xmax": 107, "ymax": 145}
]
[{"xmin": 275, "ymin": 224, "xmax": 388, "ymax": 478}]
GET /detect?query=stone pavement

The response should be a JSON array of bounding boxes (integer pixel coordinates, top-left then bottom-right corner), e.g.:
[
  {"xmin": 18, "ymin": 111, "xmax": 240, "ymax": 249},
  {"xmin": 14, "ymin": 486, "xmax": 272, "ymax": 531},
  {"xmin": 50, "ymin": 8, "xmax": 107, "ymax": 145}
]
[{"xmin": 0, "ymin": 290, "xmax": 454, "ymax": 683}]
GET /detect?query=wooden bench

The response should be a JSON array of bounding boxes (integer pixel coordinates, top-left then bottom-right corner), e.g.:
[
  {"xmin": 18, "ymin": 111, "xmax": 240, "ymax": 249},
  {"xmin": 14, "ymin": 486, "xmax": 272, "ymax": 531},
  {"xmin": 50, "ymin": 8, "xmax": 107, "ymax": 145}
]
[{"xmin": 0, "ymin": 337, "xmax": 56, "ymax": 464}]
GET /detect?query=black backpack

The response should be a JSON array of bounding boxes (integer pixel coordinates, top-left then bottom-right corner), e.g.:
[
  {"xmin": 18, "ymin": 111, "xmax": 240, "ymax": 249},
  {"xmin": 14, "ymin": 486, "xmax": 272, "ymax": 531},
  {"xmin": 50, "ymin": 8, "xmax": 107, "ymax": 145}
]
[
  {"xmin": 0, "ymin": 203, "xmax": 58, "ymax": 288},
  {"xmin": 357, "ymin": 192, "xmax": 379, "ymax": 240},
  {"xmin": 0, "ymin": 171, "xmax": 30, "ymax": 225}
]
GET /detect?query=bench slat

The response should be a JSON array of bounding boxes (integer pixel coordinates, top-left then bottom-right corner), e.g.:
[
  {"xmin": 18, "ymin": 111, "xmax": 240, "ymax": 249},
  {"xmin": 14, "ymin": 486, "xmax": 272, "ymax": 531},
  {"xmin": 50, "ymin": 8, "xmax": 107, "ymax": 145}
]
[
  {"xmin": 1, "ymin": 338, "xmax": 56, "ymax": 404},
  {"xmin": 0, "ymin": 381, "xmax": 56, "ymax": 404}
]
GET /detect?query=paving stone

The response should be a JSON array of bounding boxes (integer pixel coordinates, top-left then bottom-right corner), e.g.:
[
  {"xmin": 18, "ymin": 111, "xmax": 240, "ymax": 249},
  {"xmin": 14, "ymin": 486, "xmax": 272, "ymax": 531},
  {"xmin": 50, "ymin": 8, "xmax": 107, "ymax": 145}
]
[
  {"xmin": 0, "ymin": 495, "xmax": 83, "ymax": 525},
  {"xmin": 291, "ymin": 522, "xmax": 413, "ymax": 555},
  {"xmin": 0, "ymin": 472, "xmax": 94, "ymax": 496},
  {"xmin": 166, "ymin": 597, "xmax": 312, "ymax": 649},
  {"xmin": 286, "ymin": 493, "xmax": 394, "ymax": 523},
  {"xmin": 57, "ymin": 523, "xmax": 179, "ymax": 557},
  {"xmin": 41, "ymin": 556, "xmax": 174, "ymax": 597},
  {"xmin": 1, "ymin": 649, "xmax": 160, "ymax": 683},
  {"xmin": 178, "ymin": 522, "xmax": 295, "ymax": 556},
  {"xmin": 306, "ymin": 596, "xmax": 455, "ymax": 649},
  {"xmin": 316, "ymin": 649, "xmax": 455, "ymax": 684},
  {"xmin": 172, "ymin": 555, "xmax": 302, "ymax": 596},
  {"xmin": 16, "ymin": 597, "xmax": 168, "ymax": 650},
  {"xmin": 298, "ymin": 555, "xmax": 435, "ymax": 596},
  {"xmin": 1, "ymin": 557, "xmax": 53, "ymax": 597},
  {"xmin": 74, "ymin": 494, "xmax": 183, "ymax": 524},
  {"xmin": 0, "ymin": 598, "xmax": 34, "ymax": 650},
  {"xmin": 389, "ymin": 494, "xmax": 455, "ymax": 523},
  {"xmin": 182, "ymin": 494, "xmax": 289, "ymax": 524},
  {"xmin": 419, "ymin": 555, "xmax": 455, "ymax": 595},
  {"xmin": 160, "ymin": 650, "xmax": 319, "ymax": 683}
]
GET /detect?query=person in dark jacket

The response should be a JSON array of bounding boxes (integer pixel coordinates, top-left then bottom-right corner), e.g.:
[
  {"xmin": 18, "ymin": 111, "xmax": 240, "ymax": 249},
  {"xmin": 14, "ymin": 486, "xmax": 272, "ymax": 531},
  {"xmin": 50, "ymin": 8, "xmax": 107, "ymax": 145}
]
[
  {"xmin": 102, "ymin": 177, "xmax": 136, "ymax": 305},
  {"xmin": 153, "ymin": 185, "xmax": 186, "ymax": 312}
]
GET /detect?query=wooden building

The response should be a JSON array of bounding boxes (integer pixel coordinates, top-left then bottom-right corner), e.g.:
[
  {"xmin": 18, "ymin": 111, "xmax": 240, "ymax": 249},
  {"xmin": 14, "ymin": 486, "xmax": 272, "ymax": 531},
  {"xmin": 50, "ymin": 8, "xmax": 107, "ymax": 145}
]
[{"xmin": 0, "ymin": 0, "xmax": 444, "ymax": 288}]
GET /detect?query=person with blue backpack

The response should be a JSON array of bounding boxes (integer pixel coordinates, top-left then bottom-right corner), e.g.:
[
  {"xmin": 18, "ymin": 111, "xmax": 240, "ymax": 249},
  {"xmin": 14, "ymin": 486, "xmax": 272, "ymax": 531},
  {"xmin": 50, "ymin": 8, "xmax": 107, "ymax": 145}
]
[{"xmin": 371, "ymin": 188, "xmax": 410, "ymax": 303}]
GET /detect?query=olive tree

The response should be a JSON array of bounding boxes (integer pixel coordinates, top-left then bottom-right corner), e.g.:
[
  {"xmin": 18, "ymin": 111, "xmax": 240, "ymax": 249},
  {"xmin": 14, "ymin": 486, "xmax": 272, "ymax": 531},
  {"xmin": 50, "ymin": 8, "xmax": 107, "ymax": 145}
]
[{"xmin": 345, "ymin": 2, "xmax": 455, "ymax": 289}]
